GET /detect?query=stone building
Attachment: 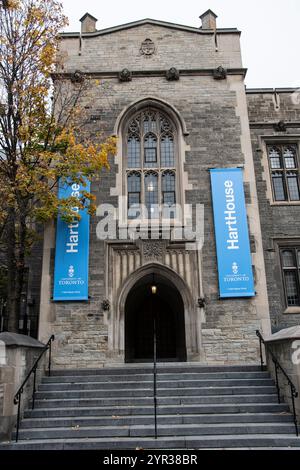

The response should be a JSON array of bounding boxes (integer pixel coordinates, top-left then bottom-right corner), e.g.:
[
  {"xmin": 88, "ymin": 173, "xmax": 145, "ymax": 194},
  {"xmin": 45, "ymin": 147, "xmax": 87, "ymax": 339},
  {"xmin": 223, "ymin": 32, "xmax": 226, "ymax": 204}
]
[{"xmin": 18, "ymin": 11, "xmax": 300, "ymax": 368}]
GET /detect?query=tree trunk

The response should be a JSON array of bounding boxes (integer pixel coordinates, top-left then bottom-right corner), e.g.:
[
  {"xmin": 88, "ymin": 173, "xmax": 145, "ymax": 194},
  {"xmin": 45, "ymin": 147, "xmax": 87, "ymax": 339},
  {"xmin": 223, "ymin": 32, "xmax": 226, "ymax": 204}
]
[{"xmin": 6, "ymin": 209, "xmax": 19, "ymax": 333}]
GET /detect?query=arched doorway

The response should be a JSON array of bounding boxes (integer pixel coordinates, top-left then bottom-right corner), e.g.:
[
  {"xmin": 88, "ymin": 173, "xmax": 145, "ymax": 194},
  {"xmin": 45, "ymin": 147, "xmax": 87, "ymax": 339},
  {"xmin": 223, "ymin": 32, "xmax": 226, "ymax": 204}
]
[{"xmin": 125, "ymin": 273, "xmax": 187, "ymax": 362}]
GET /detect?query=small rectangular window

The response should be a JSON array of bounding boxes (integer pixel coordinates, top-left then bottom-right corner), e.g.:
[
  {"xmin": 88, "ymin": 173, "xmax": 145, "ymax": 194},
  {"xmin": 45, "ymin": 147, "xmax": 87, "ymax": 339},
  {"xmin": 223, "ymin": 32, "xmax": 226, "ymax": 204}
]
[
  {"xmin": 267, "ymin": 144, "xmax": 300, "ymax": 202},
  {"xmin": 280, "ymin": 247, "xmax": 300, "ymax": 307}
]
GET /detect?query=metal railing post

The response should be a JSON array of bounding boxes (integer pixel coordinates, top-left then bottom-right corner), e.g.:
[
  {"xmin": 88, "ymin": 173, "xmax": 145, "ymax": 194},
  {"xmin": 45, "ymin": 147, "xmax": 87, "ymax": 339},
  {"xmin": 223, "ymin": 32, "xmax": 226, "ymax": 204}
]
[
  {"xmin": 290, "ymin": 383, "xmax": 299, "ymax": 437},
  {"xmin": 48, "ymin": 335, "xmax": 54, "ymax": 376},
  {"xmin": 153, "ymin": 303, "xmax": 157, "ymax": 439},
  {"xmin": 32, "ymin": 367, "xmax": 37, "ymax": 410},
  {"xmin": 259, "ymin": 334, "xmax": 264, "ymax": 370},
  {"xmin": 15, "ymin": 394, "xmax": 21, "ymax": 443},
  {"xmin": 273, "ymin": 360, "xmax": 281, "ymax": 403}
]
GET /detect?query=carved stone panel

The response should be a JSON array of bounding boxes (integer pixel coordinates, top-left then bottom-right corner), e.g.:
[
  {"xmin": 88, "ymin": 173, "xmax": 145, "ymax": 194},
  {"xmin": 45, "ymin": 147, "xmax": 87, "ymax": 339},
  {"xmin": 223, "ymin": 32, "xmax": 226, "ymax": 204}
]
[{"xmin": 142, "ymin": 240, "xmax": 166, "ymax": 262}]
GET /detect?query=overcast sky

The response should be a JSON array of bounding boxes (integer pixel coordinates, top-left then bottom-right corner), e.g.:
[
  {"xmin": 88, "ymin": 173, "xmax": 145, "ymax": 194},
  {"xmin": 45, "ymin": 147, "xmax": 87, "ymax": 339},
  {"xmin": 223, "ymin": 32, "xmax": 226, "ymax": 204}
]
[{"xmin": 60, "ymin": 0, "xmax": 300, "ymax": 89}]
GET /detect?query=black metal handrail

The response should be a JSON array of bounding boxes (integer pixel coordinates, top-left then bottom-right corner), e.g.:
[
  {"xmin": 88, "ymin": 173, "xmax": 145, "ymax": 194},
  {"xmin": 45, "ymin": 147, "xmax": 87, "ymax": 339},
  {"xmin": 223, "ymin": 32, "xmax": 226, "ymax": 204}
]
[
  {"xmin": 13, "ymin": 334, "xmax": 55, "ymax": 442},
  {"xmin": 256, "ymin": 330, "xmax": 298, "ymax": 436},
  {"xmin": 153, "ymin": 309, "xmax": 157, "ymax": 439}
]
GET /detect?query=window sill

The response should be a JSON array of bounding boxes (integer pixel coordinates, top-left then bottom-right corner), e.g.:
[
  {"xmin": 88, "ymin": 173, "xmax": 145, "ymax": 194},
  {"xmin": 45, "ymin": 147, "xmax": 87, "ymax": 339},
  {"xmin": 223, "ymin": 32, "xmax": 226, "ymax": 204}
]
[
  {"xmin": 270, "ymin": 202, "xmax": 300, "ymax": 206},
  {"xmin": 284, "ymin": 307, "xmax": 300, "ymax": 314}
]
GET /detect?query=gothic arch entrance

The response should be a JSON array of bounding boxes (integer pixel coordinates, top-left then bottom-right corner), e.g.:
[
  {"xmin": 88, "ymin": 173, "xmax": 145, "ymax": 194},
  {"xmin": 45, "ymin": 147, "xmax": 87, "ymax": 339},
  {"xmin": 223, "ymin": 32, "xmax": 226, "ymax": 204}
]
[{"xmin": 125, "ymin": 272, "xmax": 187, "ymax": 362}]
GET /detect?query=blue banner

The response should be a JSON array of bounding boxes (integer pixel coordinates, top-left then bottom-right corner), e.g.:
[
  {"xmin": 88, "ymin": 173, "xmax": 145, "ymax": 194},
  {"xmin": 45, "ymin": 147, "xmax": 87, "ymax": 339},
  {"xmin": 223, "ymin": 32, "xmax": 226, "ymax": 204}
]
[
  {"xmin": 210, "ymin": 168, "xmax": 255, "ymax": 298},
  {"xmin": 53, "ymin": 178, "xmax": 90, "ymax": 301}
]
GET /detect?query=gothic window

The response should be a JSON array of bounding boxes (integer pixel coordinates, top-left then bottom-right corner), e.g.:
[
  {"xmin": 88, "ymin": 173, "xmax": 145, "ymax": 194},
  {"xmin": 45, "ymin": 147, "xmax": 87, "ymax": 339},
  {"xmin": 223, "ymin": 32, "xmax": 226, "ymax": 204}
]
[
  {"xmin": 125, "ymin": 109, "xmax": 177, "ymax": 219},
  {"xmin": 280, "ymin": 247, "xmax": 300, "ymax": 306},
  {"xmin": 267, "ymin": 145, "xmax": 300, "ymax": 202}
]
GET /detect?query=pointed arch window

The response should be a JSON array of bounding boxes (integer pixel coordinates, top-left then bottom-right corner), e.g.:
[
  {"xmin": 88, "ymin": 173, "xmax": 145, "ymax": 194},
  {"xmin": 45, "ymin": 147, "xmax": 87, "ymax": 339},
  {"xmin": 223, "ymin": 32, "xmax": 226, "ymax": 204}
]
[{"xmin": 125, "ymin": 108, "xmax": 177, "ymax": 219}]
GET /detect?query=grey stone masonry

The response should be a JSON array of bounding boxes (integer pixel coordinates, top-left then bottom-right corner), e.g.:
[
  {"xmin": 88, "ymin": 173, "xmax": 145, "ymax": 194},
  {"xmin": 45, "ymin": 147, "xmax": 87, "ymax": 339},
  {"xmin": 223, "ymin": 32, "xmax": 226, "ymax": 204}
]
[
  {"xmin": 38, "ymin": 16, "xmax": 270, "ymax": 368},
  {"xmin": 247, "ymin": 89, "xmax": 300, "ymax": 331},
  {"xmin": 60, "ymin": 20, "xmax": 242, "ymax": 73}
]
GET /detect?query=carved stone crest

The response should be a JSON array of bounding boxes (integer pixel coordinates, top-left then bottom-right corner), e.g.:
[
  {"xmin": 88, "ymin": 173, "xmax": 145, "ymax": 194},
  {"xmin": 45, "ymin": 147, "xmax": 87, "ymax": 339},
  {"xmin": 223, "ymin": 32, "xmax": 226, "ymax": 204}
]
[
  {"xmin": 140, "ymin": 38, "xmax": 156, "ymax": 56},
  {"xmin": 142, "ymin": 241, "xmax": 165, "ymax": 261}
]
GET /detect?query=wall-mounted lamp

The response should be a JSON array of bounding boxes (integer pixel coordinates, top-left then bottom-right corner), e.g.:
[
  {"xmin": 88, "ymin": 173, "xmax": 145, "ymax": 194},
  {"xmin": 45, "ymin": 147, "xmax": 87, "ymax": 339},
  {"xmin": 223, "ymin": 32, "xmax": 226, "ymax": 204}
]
[
  {"xmin": 101, "ymin": 299, "xmax": 110, "ymax": 311},
  {"xmin": 197, "ymin": 297, "xmax": 206, "ymax": 309}
]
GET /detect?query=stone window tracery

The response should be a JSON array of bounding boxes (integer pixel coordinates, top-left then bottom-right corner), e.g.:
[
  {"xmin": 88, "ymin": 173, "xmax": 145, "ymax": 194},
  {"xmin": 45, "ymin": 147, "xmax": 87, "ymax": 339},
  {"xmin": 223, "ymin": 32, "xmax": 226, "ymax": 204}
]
[{"xmin": 125, "ymin": 108, "xmax": 177, "ymax": 219}]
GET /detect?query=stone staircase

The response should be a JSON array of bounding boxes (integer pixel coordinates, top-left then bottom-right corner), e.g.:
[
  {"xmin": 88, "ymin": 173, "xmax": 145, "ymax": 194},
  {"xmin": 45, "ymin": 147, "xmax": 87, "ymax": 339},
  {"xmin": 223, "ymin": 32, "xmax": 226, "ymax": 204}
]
[{"xmin": 2, "ymin": 364, "xmax": 300, "ymax": 449}]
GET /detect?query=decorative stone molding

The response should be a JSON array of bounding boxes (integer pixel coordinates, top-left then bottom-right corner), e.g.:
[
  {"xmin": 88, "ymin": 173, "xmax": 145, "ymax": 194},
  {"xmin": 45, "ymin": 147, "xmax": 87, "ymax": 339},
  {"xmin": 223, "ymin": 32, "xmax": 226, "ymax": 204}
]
[
  {"xmin": 274, "ymin": 120, "xmax": 287, "ymax": 132},
  {"xmin": 166, "ymin": 67, "xmax": 180, "ymax": 81},
  {"xmin": 140, "ymin": 38, "xmax": 156, "ymax": 56},
  {"xmin": 213, "ymin": 66, "xmax": 227, "ymax": 80},
  {"xmin": 118, "ymin": 68, "xmax": 132, "ymax": 82},
  {"xmin": 71, "ymin": 70, "xmax": 84, "ymax": 83}
]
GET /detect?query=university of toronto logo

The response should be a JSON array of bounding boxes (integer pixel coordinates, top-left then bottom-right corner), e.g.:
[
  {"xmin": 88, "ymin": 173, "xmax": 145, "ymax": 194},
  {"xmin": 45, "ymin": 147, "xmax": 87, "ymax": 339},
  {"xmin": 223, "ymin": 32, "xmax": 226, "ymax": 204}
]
[
  {"xmin": 232, "ymin": 262, "xmax": 238, "ymax": 274},
  {"xmin": 68, "ymin": 265, "xmax": 75, "ymax": 278}
]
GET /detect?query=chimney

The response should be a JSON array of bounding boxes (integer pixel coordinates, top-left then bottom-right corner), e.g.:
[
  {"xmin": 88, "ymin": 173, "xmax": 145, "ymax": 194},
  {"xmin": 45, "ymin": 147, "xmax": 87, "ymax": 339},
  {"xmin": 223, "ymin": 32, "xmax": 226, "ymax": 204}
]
[
  {"xmin": 80, "ymin": 13, "xmax": 98, "ymax": 33},
  {"xmin": 200, "ymin": 9, "xmax": 217, "ymax": 30}
]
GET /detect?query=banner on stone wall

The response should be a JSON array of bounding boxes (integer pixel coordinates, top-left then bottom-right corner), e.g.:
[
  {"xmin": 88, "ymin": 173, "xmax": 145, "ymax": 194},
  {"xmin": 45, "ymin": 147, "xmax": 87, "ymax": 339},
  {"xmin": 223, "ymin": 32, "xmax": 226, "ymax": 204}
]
[
  {"xmin": 53, "ymin": 178, "xmax": 90, "ymax": 301},
  {"xmin": 210, "ymin": 168, "xmax": 255, "ymax": 298}
]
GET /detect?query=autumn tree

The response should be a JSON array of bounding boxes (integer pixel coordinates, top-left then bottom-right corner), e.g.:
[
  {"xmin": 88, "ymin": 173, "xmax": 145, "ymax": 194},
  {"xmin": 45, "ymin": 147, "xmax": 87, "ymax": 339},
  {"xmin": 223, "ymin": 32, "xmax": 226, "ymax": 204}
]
[{"xmin": 0, "ymin": 0, "xmax": 116, "ymax": 332}]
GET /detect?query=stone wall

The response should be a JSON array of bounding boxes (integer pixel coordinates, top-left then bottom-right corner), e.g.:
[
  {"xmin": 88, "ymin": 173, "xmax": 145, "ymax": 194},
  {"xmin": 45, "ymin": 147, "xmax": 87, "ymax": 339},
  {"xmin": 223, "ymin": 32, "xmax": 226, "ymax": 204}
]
[
  {"xmin": 264, "ymin": 326, "xmax": 300, "ymax": 422},
  {"xmin": 247, "ymin": 89, "xmax": 300, "ymax": 331},
  {"xmin": 0, "ymin": 334, "xmax": 46, "ymax": 441},
  {"xmin": 38, "ymin": 21, "xmax": 270, "ymax": 368},
  {"xmin": 61, "ymin": 23, "xmax": 242, "ymax": 73}
]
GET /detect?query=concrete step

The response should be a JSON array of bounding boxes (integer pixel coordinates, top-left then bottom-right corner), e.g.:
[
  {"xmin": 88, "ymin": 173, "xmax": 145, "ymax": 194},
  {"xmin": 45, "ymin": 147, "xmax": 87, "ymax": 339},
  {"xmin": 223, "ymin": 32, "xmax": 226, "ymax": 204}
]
[
  {"xmin": 1, "ymin": 434, "xmax": 300, "ymax": 450},
  {"xmin": 34, "ymin": 386, "xmax": 277, "ymax": 399},
  {"xmin": 24, "ymin": 402, "xmax": 290, "ymax": 418},
  {"xmin": 40, "ymin": 378, "xmax": 274, "ymax": 390},
  {"xmin": 8, "ymin": 365, "xmax": 298, "ymax": 450},
  {"xmin": 42, "ymin": 372, "xmax": 270, "ymax": 383},
  {"xmin": 49, "ymin": 365, "xmax": 264, "ymax": 376},
  {"xmin": 13, "ymin": 422, "xmax": 296, "ymax": 440},
  {"xmin": 19, "ymin": 412, "xmax": 293, "ymax": 429},
  {"xmin": 32, "ymin": 394, "xmax": 279, "ymax": 408}
]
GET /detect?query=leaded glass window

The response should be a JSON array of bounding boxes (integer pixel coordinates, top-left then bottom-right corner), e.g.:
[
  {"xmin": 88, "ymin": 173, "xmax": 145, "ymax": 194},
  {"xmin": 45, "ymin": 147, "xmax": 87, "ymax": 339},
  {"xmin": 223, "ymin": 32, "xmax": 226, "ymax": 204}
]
[
  {"xmin": 144, "ymin": 133, "xmax": 157, "ymax": 167},
  {"xmin": 145, "ymin": 171, "xmax": 159, "ymax": 218},
  {"xmin": 161, "ymin": 133, "xmax": 174, "ymax": 167},
  {"xmin": 127, "ymin": 135, "xmax": 141, "ymax": 168},
  {"xmin": 280, "ymin": 248, "xmax": 300, "ymax": 306},
  {"xmin": 267, "ymin": 145, "xmax": 300, "ymax": 202},
  {"xmin": 125, "ymin": 108, "xmax": 177, "ymax": 219},
  {"xmin": 127, "ymin": 172, "xmax": 141, "ymax": 219}
]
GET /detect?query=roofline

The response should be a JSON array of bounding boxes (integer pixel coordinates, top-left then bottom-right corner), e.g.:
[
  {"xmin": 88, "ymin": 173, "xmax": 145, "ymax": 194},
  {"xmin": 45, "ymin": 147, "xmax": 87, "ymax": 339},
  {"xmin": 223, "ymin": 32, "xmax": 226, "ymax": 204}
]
[
  {"xmin": 60, "ymin": 18, "xmax": 240, "ymax": 38},
  {"xmin": 246, "ymin": 87, "xmax": 299, "ymax": 94}
]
